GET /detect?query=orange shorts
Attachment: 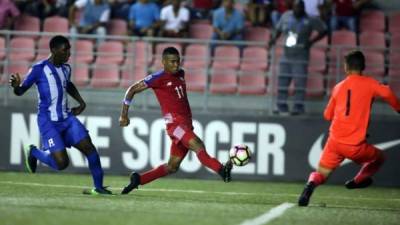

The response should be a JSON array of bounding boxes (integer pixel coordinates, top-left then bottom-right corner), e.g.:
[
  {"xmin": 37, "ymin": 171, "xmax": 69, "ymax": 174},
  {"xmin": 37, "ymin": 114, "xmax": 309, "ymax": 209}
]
[
  {"xmin": 319, "ymin": 137, "xmax": 381, "ymax": 169},
  {"xmin": 166, "ymin": 122, "xmax": 195, "ymax": 158}
]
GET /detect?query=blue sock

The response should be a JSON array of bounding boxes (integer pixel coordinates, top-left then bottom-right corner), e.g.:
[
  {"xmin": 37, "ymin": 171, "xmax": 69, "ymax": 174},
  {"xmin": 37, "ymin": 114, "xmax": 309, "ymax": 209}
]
[
  {"xmin": 87, "ymin": 151, "xmax": 104, "ymax": 189},
  {"xmin": 30, "ymin": 147, "xmax": 59, "ymax": 170}
]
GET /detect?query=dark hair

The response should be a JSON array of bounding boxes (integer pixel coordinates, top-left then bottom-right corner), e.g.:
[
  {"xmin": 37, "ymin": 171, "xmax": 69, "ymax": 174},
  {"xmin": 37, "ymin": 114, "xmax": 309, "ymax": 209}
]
[
  {"xmin": 49, "ymin": 35, "xmax": 70, "ymax": 50},
  {"xmin": 162, "ymin": 47, "xmax": 180, "ymax": 57},
  {"xmin": 345, "ymin": 50, "xmax": 365, "ymax": 71}
]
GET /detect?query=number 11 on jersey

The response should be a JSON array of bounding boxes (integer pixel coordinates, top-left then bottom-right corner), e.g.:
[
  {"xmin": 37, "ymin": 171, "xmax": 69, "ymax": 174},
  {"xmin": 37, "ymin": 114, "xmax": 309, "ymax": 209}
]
[{"xmin": 175, "ymin": 85, "xmax": 184, "ymax": 99}]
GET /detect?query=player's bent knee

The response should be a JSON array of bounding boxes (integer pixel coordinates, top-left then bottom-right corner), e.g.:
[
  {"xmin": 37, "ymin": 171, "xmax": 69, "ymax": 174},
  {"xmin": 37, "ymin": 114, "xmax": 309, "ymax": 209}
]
[
  {"xmin": 54, "ymin": 158, "xmax": 69, "ymax": 170},
  {"xmin": 166, "ymin": 164, "xmax": 180, "ymax": 174}
]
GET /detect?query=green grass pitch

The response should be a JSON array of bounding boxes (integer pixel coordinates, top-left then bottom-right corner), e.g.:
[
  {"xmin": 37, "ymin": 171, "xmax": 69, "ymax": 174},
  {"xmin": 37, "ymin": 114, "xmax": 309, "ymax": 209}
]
[{"xmin": 0, "ymin": 171, "xmax": 399, "ymax": 225}]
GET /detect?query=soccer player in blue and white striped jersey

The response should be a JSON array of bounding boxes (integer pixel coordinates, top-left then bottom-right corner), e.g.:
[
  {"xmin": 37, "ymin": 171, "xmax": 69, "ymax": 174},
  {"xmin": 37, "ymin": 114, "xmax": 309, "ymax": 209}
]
[{"xmin": 9, "ymin": 35, "xmax": 111, "ymax": 195}]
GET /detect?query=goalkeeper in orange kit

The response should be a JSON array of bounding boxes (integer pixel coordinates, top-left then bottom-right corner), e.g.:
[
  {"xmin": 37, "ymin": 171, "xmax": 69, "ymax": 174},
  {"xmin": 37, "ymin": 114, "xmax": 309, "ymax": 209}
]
[{"xmin": 298, "ymin": 50, "xmax": 400, "ymax": 206}]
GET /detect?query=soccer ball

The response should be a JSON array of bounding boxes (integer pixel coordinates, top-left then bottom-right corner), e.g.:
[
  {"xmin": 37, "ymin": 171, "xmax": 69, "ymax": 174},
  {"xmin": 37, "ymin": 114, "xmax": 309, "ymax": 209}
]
[{"xmin": 229, "ymin": 144, "xmax": 251, "ymax": 166}]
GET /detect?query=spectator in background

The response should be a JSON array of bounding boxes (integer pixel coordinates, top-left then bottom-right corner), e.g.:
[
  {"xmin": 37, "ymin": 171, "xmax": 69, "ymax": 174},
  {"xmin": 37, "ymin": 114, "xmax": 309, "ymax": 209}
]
[
  {"xmin": 304, "ymin": 0, "xmax": 325, "ymax": 18},
  {"xmin": 160, "ymin": 0, "xmax": 190, "ymax": 38},
  {"xmin": 0, "ymin": 0, "xmax": 20, "ymax": 30},
  {"xmin": 128, "ymin": 0, "xmax": 161, "ymax": 37},
  {"xmin": 328, "ymin": 0, "xmax": 371, "ymax": 32},
  {"xmin": 247, "ymin": 0, "xmax": 273, "ymax": 27},
  {"xmin": 69, "ymin": 0, "xmax": 110, "ymax": 43},
  {"xmin": 268, "ymin": 0, "xmax": 327, "ymax": 115},
  {"xmin": 190, "ymin": 0, "xmax": 220, "ymax": 19},
  {"xmin": 212, "ymin": 0, "xmax": 244, "ymax": 45},
  {"xmin": 271, "ymin": 0, "xmax": 293, "ymax": 28},
  {"xmin": 24, "ymin": 0, "xmax": 58, "ymax": 20},
  {"xmin": 109, "ymin": 0, "xmax": 135, "ymax": 20}
]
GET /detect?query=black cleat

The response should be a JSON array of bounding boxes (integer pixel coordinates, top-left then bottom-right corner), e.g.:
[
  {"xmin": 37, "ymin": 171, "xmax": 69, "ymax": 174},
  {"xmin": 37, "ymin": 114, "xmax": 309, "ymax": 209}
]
[
  {"xmin": 345, "ymin": 178, "xmax": 373, "ymax": 189},
  {"xmin": 121, "ymin": 172, "xmax": 141, "ymax": 194},
  {"xmin": 298, "ymin": 182, "xmax": 316, "ymax": 207},
  {"xmin": 24, "ymin": 145, "xmax": 38, "ymax": 173},
  {"xmin": 83, "ymin": 186, "xmax": 113, "ymax": 195},
  {"xmin": 219, "ymin": 161, "xmax": 233, "ymax": 183}
]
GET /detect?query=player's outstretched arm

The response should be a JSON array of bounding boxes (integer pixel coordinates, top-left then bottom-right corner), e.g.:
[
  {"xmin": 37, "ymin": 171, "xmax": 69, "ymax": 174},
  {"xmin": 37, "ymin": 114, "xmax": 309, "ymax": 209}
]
[
  {"xmin": 66, "ymin": 81, "xmax": 86, "ymax": 115},
  {"xmin": 119, "ymin": 80, "xmax": 148, "ymax": 127}
]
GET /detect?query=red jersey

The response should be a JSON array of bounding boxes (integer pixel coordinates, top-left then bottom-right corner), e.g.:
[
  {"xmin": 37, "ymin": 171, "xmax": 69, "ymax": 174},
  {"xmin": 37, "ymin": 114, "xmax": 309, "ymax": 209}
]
[
  {"xmin": 144, "ymin": 69, "xmax": 192, "ymax": 123},
  {"xmin": 324, "ymin": 74, "xmax": 400, "ymax": 145}
]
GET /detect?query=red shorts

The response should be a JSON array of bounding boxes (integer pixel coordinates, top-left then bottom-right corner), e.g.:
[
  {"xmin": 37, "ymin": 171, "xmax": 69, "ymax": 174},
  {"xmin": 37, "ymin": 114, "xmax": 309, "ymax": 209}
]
[
  {"xmin": 319, "ymin": 137, "xmax": 382, "ymax": 169},
  {"xmin": 166, "ymin": 122, "xmax": 196, "ymax": 158}
]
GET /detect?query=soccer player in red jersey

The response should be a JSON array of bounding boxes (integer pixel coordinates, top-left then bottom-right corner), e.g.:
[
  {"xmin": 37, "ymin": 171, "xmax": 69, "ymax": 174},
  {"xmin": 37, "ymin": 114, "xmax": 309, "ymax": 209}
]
[
  {"xmin": 298, "ymin": 50, "xmax": 400, "ymax": 206},
  {"xmin": 119, "ymin": 47, "xmax": 233, "ymax": 194}
]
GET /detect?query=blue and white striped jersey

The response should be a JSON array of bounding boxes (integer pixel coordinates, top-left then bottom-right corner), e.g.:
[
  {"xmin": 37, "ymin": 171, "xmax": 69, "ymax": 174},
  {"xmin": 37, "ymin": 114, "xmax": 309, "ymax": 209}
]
[{"xmin": 20, "ymin": 59, "xmax": 72, "ymax": 121}]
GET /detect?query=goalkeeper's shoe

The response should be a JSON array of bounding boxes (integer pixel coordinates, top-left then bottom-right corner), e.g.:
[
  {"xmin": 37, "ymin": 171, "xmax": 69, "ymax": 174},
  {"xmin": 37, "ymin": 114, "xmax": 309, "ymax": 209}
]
[
  {"xmin": 121, "ymin": 172, "xmax": 141, "ymax": 194},
  {"xmin": 345, "ymin": 178, "xmax": 373, "ymax": 189},
  {"xmin": 298, "ymin": 182, "xmax": 316, "ymax": 207},
  {"xmin": 24, "ymin": 145, "xmax": 37, "ymax": 173},
  {"xmin": 82, "ymin": 187, "xmax": 113, "ymax": 195},
  {"xmin": 219, "ymin": 160, "xmax": 233, "ymax": 183}
]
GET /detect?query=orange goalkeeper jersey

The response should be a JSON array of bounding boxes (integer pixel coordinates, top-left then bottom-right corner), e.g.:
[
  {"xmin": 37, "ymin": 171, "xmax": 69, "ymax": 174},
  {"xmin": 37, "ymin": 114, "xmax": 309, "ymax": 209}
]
[{"xmin": 324, "ymin": 74, "xmax": 400, "ymax": 145}]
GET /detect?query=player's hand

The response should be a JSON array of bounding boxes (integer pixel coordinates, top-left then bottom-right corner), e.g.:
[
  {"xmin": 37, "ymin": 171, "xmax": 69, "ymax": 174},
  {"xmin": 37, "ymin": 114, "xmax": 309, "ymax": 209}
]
[
  {"xmin": 71, "ymin": 102, "xmax": 86, "ymax": 115},
  {"xmin": 9, "ymin": 73, "xmax": 21, "ymax": 88},
  {"xmin": 119, "ymin": 115, "xmax": 130, "ymax": 127}
]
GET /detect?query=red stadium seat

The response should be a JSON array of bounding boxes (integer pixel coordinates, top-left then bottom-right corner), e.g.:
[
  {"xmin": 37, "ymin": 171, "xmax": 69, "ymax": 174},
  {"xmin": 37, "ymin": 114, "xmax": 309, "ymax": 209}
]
[
  {"xmin": 72, "ymin": 63, "xmax": 90, "ymax": 87},
  {"xmin": 107, "ymin": 19, "xmax": 128, "ymax": 36},
  {"xmin": 388, "ymin": 12, "xmax": 400, "ymax": 34},
  {"xmin": 189, "ymin": 23, "xmax": 213, "ymax": 40},
  {"xmin": 120, "ymin": 65, "xmax": 147, "ymax": 88},
  {"xmin": 244, "ymin": 27, "xmax": 270, "ymax": 43},
  {"xmin": 9, "ymin": 37, "xmax": 36, "ymax": 61},
  {"xmin": 73, "ymin": 40, "xmax": 94, "ymax": 63},
  {"xmin": 388, "ymin": 68, "xmax": 400, "ymax": 96},
  {"xmin": 14, "ymin": 14, "xmax": 40, "ymax": 39},
  {"xmin": 43, "ymin": 16, "xmax": 69, "ymax": 34},
  {"xmin": 331, "ymin": 30, "xmax": 357, "ymax": 47},
  {"xmin": 126, "ymin": 41, "xmax": 153, "ymax": 67},
  {"xmin": 185, "ymin": 68, "xmax": 207, "ymax": 93},
  {"xmin": 0, "ymin": 37, "xmax": 5, "ymax": 60},
  {"xmin": 209, "ymin": 68, "xmax": 237, "ymax": 94},
  {"xmin": 183, "ymin": 44, "xmax": 209, "ymax": 69},
  {"xmin": 390, "ymin": 34, "xmax": 400, "ymax": 50},
  {"xmin": 389, "ymin": 51, "xmax": 400, "ymax": 71},
  {"xmin": 153, "ymin": 43, "xmax": 182, "ymax": 70},
  {"xmin": 36, "ymin": 37, "xmax": 51, "ymax": 61},
  {"xmin": 212, "ymin": 45, "xmax": 240, "ymax": 69},
  {"xmin": 91, "ymin": 64, "xmax": 120, "ymax": 88},
  {"xmin": 359, "ymin": 10, "xmax": 386, "ymax": 33},
  {"xmin": 309, "ymin": 48, "xmax": 326, "ymax": 73},
  {"xmin": 305, "ymin": 72, "xmax": 325, "ymax": 97},
  {"xmin": 240, "ymin": 46, "xmax": 268, "ymax": 71},
  {"xmin": 238, "ymin": 70, "xmax": 267, "ymax": 95},
  {"xmin": 95, "ymin": 41, "xmax": 124, "ymax": 64},
  {"xmin": 363, "ymin": 52, "xmax": 385, "ymax": 81},
  {"xmin": 1, "ymin": 61, "xmax": 31, "ymax": 84},
  {"xmin": 359, "ymin": 31, "xmax": 386, "ymax": 54}
]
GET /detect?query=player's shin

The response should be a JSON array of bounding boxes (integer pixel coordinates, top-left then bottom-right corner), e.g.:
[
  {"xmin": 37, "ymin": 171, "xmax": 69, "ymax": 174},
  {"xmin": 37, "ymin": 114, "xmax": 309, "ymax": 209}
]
[
  {"xmin": 140, "ymin": 164, "xmax": 169, "ymax": 185},
  {"xmin": 87, "ymin": 151, "xmax": 104, "ymax": 189},
  {"xmin": 354, "ymin": 152, "xmax": 385, "ymax": 184},
  {"xmin": 196, "ymin": 149, "xmax": 223, "ymax": 173},
  {"xmin": 308, "ymin": 171, "xmax": 326, "ymax": 186},
  {"xmin": 30, "ymin": 146, "xmax": 59, "ymax": 170}
]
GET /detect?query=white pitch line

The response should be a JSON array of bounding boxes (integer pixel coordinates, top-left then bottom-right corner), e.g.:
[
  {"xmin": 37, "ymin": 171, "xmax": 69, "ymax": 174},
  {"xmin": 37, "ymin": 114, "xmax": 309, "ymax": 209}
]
[
  {"xmin": 239, "ymin": 202, "xmax": 294, "ymax": 225},
  {"xmin": 1, "ymin": 181, "xmax": 400, "ymax": 203}
]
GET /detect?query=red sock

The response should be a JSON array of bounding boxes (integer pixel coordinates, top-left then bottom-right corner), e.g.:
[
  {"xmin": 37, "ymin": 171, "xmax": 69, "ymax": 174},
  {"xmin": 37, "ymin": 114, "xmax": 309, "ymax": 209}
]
[
  {"xmin": 140, "ymin": 164, "xmax": 168, "ymax": 185},
  {"xmin": 196, "ymin": 149, "xmax": 223, "ymax": 173},
  {"xmin": 354, "ymin": 154, "xmax": 385, "ymax": 184},
  {"xmin": 308, "ymin": 172, "xmax": 326, "ymax": 186}
]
